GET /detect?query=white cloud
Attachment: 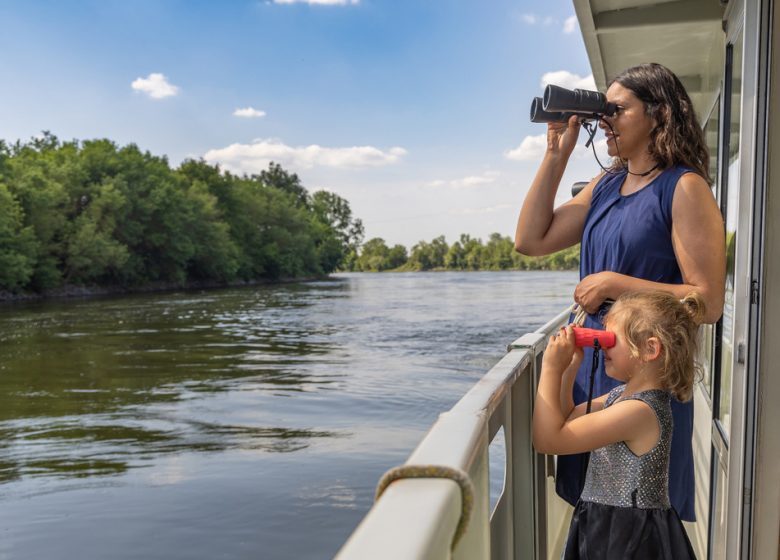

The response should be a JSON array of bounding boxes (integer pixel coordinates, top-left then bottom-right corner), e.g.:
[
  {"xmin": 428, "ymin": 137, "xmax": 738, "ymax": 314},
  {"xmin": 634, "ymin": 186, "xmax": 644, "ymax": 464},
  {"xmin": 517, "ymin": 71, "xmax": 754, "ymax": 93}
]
[
  {"xmin": 541, "ymin": 71, "xmax": 597, "ymax": 91},
  {"xmin": 520, "ymin": 13, "xmax": 538, "ymax": 24},
  {"xmin": 426, "ymin": 171, "xmax": 501, "ymax": 189},
  {"xmin": 505, "ymin": 134, "xmax": 609, "ymax": 164},
  {"xmin": 563, "ymin": 16, "xmax": 578, "ymax": 34},
  {"xmin": 505, "ymin": 134, "xmax": 547, "ymax": 162},
  {"xmin": 519, "ymin": 13, "xmax": 557, "ymax": 26},
  {"xmin": 573, "ymin": 138, "xmax": 609, "ymax": 160},
  {"xmin": 233, "ymin": 107, "xmax": 267, "ymax": 118},
  {"xmin": 131, "ymin": 73, "xmax": 180, "ymax": 99},
  {"xmin": 203, "ymin": 139, "xmax": 406, "ymax": 173},
  {"xmin": 273, "ymin": 0, "xmax": 358, "ymax": 4}
]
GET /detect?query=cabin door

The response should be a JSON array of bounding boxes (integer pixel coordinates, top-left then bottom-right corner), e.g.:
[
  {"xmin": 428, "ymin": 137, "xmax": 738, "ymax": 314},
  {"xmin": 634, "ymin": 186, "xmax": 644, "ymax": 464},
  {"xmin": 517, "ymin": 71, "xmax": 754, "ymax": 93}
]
[
  {"xmin": 708, "ymin": 24, "xmax": 742, "ymax": 558},
  {"xmin": 709, "ymin": 0, "xmax": 760, "ymax": 556}
]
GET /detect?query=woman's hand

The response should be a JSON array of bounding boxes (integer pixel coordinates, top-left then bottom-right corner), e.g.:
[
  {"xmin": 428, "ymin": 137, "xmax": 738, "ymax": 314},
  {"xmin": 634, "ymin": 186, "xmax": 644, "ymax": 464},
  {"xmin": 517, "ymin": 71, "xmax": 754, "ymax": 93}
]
[
  {"xmin": 574, "ymin": 271, "xmax": 614, "ymax": 314},
  {"xmin": 546, "ymin": 115, "xmax": 581, "ymax": 159},
  {"xmin": 542, "ymin": 325, "xmax": 579, "ymax": 373}
]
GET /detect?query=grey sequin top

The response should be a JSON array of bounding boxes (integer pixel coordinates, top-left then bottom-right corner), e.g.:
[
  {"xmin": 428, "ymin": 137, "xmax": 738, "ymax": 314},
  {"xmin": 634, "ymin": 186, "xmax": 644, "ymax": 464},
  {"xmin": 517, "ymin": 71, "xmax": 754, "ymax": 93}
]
[{"xmin": 580, "ymin": 386, "xmax": 673, "ymax": 509}]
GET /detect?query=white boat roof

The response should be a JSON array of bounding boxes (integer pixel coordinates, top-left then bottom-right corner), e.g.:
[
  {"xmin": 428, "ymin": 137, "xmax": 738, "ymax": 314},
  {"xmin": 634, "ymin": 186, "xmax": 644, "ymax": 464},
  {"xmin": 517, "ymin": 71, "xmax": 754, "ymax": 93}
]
[{"xmin": 573, "ymin": 0, "xmax": 726, "ymax": 119}]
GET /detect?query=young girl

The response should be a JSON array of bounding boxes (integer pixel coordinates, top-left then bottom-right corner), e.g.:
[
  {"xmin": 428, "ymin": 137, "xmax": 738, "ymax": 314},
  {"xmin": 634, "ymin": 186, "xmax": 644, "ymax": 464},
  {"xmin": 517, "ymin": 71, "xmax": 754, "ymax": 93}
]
[{"xmin": 533, "ymin": 290, "xmax": 702, "ymax": 559}]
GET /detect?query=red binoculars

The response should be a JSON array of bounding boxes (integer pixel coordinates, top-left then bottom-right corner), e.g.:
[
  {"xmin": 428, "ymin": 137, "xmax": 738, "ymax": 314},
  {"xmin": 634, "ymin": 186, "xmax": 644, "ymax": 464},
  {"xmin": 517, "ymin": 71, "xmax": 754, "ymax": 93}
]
[{"xmin": 572, "ymin": 327, "xmax": 616, "ymax": 348}]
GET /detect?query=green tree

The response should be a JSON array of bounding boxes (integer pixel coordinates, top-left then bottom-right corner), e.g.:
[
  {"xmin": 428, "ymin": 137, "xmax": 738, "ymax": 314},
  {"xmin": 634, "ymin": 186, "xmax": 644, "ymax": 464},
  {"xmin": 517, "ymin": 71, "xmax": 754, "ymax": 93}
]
[
  {"xmin": 408, "ymin": 235, "xmax": 448, "ymax": 270},
  {"xmin": 6, "ymin": 135, "xmax": 71, "ymax": 289},
  {"xmin": 257, "ymin": 162, "xmax": 310, "ymax": 208},
  {"xmin": 0, "ymin": 136, "xmax": 365, "ymax": 293},
  {"xmin": 444, "ymin": 240, "xmax": 465, "ymax": 270},
  {"xmin": 311, "ymin": 190, "xmax": 364, "ymax": 271},
  {"xmin": 357, "ymin": 237, "xmax": 390, "ymax": 271},
  {"xmin": 64, "ymin": 180, "xmax": 129, "ymax": 284},
  {"xmin": 0, "ymin": 184, "xmax": 37, "ymax": 290},
  {"xmin": 484, "ymin": 233, "xmax": 515, "ymax": 270},
  {"xmin": 183, "ymin": 180, "xmax": 239, "ymax": 282},
  {"xmin": 387, "ymin": 244, "xmax": 408, "ymax": 269}
]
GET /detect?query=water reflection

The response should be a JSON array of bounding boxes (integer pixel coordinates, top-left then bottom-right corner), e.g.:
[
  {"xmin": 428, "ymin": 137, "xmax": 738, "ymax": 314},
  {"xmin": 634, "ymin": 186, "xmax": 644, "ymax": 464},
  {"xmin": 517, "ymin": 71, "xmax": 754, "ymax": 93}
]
[
  {"xmin": 0, "ymin": 420, "xmax": 340, "ymax": 482},
  {"xmin": 0, "ymin": 281, "xmax": 351, "ymax": 483}
]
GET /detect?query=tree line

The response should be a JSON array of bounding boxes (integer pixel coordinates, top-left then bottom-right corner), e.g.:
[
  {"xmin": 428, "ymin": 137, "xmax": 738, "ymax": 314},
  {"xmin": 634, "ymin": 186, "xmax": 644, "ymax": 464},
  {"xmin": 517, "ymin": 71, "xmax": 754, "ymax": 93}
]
[
  {"xmin": 0, "ymin": 133, "xmax": 578, "ymax": 295},
  {"xmin": 347, "ymin": 233, "xmax": 579, "ymax": 272},
  {"xmin": 0, "ymin": 133, "xmax": 363, "ymax": 293}
]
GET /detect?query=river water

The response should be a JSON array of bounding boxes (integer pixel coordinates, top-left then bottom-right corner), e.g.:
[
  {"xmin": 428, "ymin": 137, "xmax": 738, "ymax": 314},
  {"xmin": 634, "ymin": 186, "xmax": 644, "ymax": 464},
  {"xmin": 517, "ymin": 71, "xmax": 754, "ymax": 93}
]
[{"xmin": 0, "ymin": 271, "xmax": 577, "ymax": 560}]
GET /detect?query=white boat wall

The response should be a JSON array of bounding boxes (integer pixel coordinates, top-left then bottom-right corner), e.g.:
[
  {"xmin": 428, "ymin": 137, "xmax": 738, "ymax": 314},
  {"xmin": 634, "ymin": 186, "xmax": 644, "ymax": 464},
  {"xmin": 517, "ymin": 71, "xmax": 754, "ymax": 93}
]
[{"xmin": 337, "ymin": 1, "xmax": 780, "ymax": 558}]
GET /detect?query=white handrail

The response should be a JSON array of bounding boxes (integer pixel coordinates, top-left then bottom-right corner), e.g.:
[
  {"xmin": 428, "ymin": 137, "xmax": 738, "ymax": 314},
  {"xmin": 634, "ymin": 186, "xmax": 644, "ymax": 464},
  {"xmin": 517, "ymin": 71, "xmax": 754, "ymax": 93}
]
[{"xmin": 336, "ymin": 307, "xmax": 572, "ymax": 560}]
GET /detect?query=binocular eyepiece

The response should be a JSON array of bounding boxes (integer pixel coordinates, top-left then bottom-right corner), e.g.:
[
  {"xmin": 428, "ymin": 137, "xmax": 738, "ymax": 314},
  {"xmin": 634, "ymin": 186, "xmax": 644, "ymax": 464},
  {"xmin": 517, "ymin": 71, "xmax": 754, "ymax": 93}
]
[
  {"xmin": 530, "ymin": 84, "xmax": 618, "ymax": 123},
  {"xmin": 572, "ymin": 327, "xmax": 616, "ymax": 349}
]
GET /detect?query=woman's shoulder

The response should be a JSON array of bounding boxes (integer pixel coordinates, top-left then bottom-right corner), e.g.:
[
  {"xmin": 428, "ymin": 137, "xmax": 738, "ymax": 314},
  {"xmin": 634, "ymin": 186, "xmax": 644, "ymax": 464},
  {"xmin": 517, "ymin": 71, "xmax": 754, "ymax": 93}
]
[
  {"xmin": 668, "ymin": 168, "xmax": 716, "ymax": 212},
  {"xmin": 652, "ymin": 166, "xmax": 708, "ymax": 219},
  {"xmin": 664, "ymin": 165, "xmax": 708, "ymax": 188}
]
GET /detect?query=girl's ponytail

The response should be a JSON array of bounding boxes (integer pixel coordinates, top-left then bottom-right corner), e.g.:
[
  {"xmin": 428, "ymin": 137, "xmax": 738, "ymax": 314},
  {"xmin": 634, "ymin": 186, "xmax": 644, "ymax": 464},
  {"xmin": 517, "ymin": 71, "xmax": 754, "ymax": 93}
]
[{"xmin": 681, "ymin": 292, "xmax": 706, "ymax": 326}]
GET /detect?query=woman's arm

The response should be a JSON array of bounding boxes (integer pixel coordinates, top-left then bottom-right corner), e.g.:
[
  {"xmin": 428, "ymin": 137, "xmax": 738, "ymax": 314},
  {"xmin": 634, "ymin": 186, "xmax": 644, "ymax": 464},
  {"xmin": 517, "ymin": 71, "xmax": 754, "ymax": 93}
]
[
  {"xmin": 514, "ymin": 117, "xmax": 602, "ymax": 256},
  {"xmin": 669, "ymin": 172, "xmax": 726, "ymax": 323},
  {"xmin": 572, "ymin": 173, "xmax": 726, "ymax": 323}
]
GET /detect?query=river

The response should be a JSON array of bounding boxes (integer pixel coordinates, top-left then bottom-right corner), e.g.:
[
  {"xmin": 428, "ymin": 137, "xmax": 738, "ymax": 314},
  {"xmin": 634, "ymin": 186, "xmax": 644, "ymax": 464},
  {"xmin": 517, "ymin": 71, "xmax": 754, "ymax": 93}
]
[{"xmin": 0, "ymin": 270, "xmax": 578, "ymax": 560}]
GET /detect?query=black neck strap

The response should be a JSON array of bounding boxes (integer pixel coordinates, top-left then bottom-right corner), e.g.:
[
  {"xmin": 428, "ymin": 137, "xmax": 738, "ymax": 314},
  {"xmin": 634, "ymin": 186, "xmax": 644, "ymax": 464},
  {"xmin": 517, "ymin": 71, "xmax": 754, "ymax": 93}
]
[{"xmin": 581, "ymin": 118, "xmax": 659, "ymax": 177}]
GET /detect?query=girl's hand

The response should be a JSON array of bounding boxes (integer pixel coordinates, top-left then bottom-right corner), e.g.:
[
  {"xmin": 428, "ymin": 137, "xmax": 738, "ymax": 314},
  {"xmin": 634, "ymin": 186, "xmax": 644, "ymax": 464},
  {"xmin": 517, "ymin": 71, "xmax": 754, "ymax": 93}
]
[
  {"xmin": 542, "ymin": 325, "xmax": 579, "ymax": 373},
  {"xmin": 546, "ymin": 115, "xmax": 581, "ymax": 158},
  {"xmin": 574, "ymin": 271, "xmax": 613, "ymax": 314}
]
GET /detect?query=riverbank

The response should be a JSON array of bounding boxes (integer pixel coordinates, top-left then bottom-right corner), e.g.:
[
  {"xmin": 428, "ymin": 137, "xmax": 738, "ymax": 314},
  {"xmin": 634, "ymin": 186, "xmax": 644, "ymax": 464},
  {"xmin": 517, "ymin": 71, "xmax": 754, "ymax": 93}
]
[
  {"xmin": 0, "ymin": 276, "xmax": 326, "ymax": 304},
  {"xmin": 0, "ymin": 267, "xmax": 581, "ymax": 304}
]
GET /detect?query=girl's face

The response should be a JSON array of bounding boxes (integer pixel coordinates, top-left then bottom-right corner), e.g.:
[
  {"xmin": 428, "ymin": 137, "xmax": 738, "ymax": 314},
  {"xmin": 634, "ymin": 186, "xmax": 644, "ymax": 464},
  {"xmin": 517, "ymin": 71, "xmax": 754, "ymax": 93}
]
[
  {"xmin": 601, "ymin": 315, "xmax": 640, "ymax": 382},
  {"xmin": 599, "ymin": 82, "xmax": 657, "ymax": 160}
]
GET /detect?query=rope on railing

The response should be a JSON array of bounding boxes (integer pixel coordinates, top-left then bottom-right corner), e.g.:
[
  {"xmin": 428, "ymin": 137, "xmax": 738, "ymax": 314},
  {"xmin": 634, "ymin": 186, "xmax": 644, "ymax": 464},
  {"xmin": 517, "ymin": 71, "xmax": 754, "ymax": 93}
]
[{"xmin": 375, "ymin": 464, "xmax": 475, "ymax": 550}]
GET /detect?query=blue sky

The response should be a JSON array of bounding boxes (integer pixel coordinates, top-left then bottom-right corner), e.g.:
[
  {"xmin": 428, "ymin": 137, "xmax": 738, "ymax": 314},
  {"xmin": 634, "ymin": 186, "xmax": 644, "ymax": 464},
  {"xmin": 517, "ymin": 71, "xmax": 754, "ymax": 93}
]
[{"xmin": 0, "ymin": 0, "xmax": 607, "ymax": 247}]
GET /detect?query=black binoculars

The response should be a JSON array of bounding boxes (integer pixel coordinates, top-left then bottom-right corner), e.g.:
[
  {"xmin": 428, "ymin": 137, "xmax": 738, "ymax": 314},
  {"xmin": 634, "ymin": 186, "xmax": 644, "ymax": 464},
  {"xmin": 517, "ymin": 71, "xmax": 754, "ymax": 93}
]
[{"xmin": 530, "ymin": 84, "xmax": 618, "ymax": 123}]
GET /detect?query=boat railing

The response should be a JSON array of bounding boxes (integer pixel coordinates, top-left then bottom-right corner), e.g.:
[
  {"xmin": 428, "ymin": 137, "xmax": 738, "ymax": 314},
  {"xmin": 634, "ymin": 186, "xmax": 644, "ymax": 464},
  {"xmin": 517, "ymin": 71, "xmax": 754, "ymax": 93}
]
[{"xmin": 335, "ymin": 306, "xmax": 573, "ymax": 560}]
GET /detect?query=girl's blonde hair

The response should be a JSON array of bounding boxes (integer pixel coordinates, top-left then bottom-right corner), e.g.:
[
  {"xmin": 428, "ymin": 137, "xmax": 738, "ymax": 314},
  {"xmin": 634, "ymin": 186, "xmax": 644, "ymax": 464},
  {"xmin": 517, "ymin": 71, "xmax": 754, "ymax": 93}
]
[{"xmin": 605, "ymin": 291, "xmax": 705, "ymax": 402}]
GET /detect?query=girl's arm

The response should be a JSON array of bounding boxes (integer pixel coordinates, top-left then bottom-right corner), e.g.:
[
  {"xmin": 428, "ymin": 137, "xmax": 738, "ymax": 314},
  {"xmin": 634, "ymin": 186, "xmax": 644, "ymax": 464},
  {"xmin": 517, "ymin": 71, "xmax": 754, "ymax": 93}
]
[
  {"xmin": 565, "ymin": 392, "xmax": 610, "ymax": 422},
  {"xmin": 537, "ymin": 398, "xmax": 658, "ymax": 456},
  {"xmin": 559, "ymin": 348, "xmax": 582, "ymax": 418},
  {"xmin": 573, "ymin": 173, "xmax": 726, "ymax": 323},
  {"xmin": 533, "ymin": 326, "xmax": 655, "ymax": 455},
  {"xmin": 514, "ymin": 117, "xmax": 602, "ymax": 256}
]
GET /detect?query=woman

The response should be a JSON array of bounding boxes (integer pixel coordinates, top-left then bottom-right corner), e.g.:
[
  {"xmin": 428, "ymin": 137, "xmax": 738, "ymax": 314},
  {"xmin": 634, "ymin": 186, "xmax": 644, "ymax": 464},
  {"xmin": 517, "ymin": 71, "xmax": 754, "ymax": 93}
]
[{"xmin": 515, "ymin": 63, "xmax": 725, "ymax": 521}]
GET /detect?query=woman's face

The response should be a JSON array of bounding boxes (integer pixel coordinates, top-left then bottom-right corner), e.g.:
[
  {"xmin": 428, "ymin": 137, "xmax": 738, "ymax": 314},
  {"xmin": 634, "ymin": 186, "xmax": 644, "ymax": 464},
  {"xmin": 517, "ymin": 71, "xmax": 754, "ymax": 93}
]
[{"xmin": 599, "ymin": 82, "xmax": 656, "ymax": 161}]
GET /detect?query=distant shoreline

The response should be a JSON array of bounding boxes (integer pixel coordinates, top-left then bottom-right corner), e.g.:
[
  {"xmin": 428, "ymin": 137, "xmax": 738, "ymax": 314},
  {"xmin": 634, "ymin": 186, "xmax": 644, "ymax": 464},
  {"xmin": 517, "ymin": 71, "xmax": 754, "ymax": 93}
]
[
  {"xmin": 0, "ymin": 276, "xmax": 326, "ymax": 305},
  {"xmin": 1, "ymin": 268, "xmax": 579, "ymax": 305}
]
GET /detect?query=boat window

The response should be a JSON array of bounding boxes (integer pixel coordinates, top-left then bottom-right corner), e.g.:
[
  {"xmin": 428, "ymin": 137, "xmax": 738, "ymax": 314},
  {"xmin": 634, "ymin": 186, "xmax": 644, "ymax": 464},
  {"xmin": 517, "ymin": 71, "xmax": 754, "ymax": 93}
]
[
  {"xmin": 716, "ymin": 29, "xmax": 743, "ymax": 439},
  {"xmin": 699, "ymin": 96, "xmax": 721, "ymax": 398}
]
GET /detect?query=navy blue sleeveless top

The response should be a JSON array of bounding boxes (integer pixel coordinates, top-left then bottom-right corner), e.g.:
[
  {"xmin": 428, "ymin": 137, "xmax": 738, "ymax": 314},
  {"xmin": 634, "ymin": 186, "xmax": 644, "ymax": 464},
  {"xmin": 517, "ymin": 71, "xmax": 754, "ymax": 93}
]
[{"xmin": 555, "ymin": 165, "xmax": 697, "ymax": 521}]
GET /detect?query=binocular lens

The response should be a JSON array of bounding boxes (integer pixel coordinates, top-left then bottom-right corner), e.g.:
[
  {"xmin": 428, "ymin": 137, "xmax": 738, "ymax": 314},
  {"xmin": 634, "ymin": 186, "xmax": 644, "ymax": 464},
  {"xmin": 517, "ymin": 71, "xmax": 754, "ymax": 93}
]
[
  {"xmin": 530, "ymin": 97, "xmax": 573, "ymax": 123},
  {"xmin": 540, "ymin": 84, "xmax": 617, "ymax": 118}
]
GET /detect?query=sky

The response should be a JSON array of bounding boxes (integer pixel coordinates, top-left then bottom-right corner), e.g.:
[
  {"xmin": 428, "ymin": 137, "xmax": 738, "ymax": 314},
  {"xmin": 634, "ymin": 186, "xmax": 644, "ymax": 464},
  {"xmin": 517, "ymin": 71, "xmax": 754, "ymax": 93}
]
[{"xmin": 0, "ymin": 0, "xmax": 609, "ymax": 248}]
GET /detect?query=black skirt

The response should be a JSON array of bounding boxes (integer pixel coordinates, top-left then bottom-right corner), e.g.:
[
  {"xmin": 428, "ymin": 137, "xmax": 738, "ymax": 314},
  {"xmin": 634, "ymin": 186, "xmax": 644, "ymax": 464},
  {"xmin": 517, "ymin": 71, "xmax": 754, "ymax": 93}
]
[{"xmin": 563, "ymin": 500, "xmax": 696, "ymax": 559}]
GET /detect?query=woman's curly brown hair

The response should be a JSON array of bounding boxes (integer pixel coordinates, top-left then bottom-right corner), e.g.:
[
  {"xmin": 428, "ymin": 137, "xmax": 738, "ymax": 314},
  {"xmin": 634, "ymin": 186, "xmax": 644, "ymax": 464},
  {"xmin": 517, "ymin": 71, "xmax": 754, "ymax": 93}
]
[{"xmin": 607, "ymin": 63, "xmax": 711, "ymax": 184}]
